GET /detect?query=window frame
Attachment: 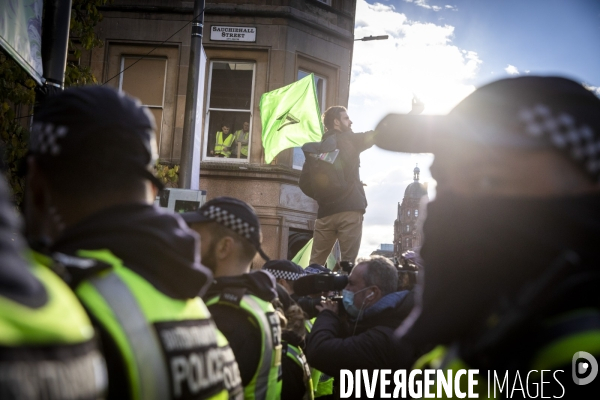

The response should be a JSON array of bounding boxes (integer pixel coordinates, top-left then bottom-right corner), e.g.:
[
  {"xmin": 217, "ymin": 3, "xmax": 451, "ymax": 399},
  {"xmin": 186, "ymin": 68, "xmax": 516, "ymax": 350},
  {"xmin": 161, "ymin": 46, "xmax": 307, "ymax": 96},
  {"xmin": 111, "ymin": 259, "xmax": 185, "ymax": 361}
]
[
  {"xmin": 118, "ymin": 55, "xmax": 168, "ymax": 147},
  {"xmin": 202, "ymin": 60, "xmax": 256, "ymax": 163},
  {"xmin": 298, "ymin": 69, "xmax": 327, "ymax": 114}
]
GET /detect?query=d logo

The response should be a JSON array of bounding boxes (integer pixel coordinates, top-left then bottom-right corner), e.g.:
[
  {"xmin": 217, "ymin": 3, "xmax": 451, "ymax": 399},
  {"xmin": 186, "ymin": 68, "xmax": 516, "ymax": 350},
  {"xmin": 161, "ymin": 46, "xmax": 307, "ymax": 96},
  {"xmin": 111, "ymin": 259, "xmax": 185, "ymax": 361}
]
[{"xmin": 572, "ymin": 351, "xmax": 598, "ymax": 385}]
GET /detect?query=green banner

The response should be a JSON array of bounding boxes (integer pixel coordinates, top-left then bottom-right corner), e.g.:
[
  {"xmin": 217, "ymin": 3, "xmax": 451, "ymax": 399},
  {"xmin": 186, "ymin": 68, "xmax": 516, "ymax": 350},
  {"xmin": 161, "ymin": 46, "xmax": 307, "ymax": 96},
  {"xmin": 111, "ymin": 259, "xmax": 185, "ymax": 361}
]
[
  {"xmin": 0, "ymin": 0, "xmax": 44, "ymax": 85},
  {"xmin": 259, "ymin": 73, "xmax": 323, "ymax": 164},
  {"xmin": 291, "ymin": 238, "xmax": 337, "ymax": 270}
]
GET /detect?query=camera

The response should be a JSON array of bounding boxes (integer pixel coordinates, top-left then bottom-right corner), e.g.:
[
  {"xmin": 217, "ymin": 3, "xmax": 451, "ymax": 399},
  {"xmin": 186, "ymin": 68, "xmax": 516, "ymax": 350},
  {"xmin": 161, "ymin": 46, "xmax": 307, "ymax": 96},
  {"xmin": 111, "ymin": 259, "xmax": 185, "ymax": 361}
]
[
  {"xmin": 295, "ymin": 295, "xmax": 344, "ymax": 319},
  {"xmin": 293, "ymin": 272, "xmax": 349, "ymax": 318},
  {"xmin": 293, "ymin": 272, "xmax": 348, "ymax": 296}
]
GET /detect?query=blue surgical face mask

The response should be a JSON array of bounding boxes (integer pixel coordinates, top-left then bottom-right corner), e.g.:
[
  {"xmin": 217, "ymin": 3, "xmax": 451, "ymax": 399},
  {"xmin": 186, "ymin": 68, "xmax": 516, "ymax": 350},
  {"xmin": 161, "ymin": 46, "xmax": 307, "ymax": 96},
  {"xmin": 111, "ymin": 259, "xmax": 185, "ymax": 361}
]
[{"xmin": 342, "ymin": 287, "xmax": 371, "ymax": 318}]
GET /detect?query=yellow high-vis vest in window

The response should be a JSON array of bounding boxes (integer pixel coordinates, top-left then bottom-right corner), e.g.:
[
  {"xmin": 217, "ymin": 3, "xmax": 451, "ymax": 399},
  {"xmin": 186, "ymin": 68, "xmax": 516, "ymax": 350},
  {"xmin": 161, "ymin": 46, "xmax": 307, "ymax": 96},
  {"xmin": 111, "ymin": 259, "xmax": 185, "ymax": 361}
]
[
  {"xmin": 215, "ymin": 131, "xmax": 235, "ymax": 157},
  {"xmin": 234, "ymin": 130, "xmax": 250, "ymax": 157}
]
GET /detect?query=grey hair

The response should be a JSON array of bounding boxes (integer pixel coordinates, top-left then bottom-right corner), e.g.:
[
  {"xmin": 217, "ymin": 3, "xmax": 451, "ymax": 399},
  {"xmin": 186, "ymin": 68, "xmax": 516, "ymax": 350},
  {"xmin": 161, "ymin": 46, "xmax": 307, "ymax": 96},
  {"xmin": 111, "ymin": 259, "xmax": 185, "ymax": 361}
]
[{"xmin": 360, "ymin": 257, "xmax": 398, "ymax": 296}]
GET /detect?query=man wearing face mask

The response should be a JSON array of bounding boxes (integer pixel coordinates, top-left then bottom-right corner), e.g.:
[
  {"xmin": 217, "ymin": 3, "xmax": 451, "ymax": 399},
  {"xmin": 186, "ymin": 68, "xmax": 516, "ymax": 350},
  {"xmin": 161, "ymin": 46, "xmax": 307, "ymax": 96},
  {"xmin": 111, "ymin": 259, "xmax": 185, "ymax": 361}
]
[
  {"xmin": 376, "ymin": 76, "xmax": 600, "ymax": 397},
  {"xmin": 304, "ymin": 257, "xmax": 416, "ymax": 380}
]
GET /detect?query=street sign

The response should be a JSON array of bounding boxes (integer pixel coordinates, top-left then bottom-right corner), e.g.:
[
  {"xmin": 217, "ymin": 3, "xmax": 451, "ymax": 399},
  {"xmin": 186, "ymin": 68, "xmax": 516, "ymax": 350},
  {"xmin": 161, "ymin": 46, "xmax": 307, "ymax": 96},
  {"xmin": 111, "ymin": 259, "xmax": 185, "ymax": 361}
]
[{"xmin": 210, "ymin": 26, "xmax": 256, "ymax": 42}]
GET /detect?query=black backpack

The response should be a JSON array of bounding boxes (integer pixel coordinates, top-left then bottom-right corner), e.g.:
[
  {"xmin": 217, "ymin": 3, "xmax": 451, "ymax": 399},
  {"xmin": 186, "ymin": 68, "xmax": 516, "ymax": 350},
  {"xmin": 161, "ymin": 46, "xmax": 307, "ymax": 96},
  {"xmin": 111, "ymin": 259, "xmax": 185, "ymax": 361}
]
[{"xmin": 299, "ymin": 135, "xmax": 353, "ymax": 204}]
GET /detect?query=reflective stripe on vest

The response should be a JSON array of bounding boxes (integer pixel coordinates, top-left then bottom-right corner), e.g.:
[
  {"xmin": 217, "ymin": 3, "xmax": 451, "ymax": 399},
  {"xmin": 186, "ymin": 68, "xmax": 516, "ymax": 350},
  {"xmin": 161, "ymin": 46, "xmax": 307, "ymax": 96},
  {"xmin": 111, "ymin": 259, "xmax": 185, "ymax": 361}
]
[
  {"xmin": 215, "ymin": 131, "xmax": 234, "ymax": 156},
  {"xmin": 206, "ymin": 293, "xmax": 282, "ymax": 400},
  {"xmin": 75, "ymin": 249, "xmax": 228, "ymax": 400},
  {"xmin": 90, "ymin": 272, "xmax": 170, "ymax": 400},
  {"xmin": 0, "ymin": 257, "xmax": 107, "ymax": 399},
  {"xmin": 285, "ymin": 343, "xmax": 314, "ymax": 400}
]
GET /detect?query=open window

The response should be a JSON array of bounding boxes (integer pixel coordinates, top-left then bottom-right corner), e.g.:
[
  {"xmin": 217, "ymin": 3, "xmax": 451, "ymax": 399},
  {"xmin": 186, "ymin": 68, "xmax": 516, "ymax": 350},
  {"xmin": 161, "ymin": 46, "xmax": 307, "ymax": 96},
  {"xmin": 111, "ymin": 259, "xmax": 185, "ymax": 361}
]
[{"xmin": 203, "ymin": 61, "xmax": 255, "ymax": 161}]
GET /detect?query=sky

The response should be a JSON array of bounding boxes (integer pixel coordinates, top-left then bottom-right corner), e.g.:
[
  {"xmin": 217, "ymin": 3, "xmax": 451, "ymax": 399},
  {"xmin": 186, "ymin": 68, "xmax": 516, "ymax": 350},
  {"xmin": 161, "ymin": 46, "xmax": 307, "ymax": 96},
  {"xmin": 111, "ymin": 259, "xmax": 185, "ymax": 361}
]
[{"xmin": 351, "ymin": 0, "xmax": 600, "ymax": 257}]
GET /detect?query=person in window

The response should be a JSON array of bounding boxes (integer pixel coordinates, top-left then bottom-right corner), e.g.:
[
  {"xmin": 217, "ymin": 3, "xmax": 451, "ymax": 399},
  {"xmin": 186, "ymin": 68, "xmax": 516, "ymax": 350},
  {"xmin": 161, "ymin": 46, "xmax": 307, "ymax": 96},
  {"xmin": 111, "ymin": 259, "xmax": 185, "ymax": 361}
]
[
  {"xmin": 233, "ymin": 121, "xmax": 250, "ymax": 159},
  {"xmin": 211, "ymin": 123, "xmax": 234, "ymax": 157}
]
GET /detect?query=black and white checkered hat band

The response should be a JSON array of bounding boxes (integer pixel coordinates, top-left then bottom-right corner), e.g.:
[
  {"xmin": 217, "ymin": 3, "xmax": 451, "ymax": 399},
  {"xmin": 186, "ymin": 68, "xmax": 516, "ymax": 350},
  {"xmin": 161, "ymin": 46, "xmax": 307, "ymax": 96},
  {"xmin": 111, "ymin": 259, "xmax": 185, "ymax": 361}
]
[
  {"xmin": 518, "ymin": 104, "xmax": 600, "ymax": 181},
  {"xmin": 30, "ymin": 122, "xmax": 68, "ymax": 156},
  {"xmin": 264, "ymin": 268, "xmax": 305, "ymax": 281},
  {"xmin": 203, "ymin": 205, "xmax": 256, "ymax": 240}
]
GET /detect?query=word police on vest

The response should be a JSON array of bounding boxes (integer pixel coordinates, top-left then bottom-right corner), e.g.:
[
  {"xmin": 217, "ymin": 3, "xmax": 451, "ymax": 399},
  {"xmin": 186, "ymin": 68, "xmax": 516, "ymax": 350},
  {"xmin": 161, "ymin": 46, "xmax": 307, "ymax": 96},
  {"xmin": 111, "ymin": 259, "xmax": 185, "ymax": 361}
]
[{"xmin": 155, "ymin": 320, "xmax": 226, "ymax": 399}]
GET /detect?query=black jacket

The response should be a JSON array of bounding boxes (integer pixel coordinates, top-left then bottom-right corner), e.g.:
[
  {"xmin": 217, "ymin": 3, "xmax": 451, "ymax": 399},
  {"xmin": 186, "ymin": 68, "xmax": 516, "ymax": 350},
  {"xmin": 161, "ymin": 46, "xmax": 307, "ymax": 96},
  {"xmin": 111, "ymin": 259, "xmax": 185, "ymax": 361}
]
[
  {"xmin": 305, "ymin": 291, "xmax": 417, "ymax": 378},
  {"xmin": 203, "ymin": 271, "xmax": 278, "ymax": 386},
  {"xmin": 51, "ymin": 203, "xmax": 212, "ymax": 399},
  {"xmin": 316, "ymin": 129, "xmax": 373, "ymax": 219}
]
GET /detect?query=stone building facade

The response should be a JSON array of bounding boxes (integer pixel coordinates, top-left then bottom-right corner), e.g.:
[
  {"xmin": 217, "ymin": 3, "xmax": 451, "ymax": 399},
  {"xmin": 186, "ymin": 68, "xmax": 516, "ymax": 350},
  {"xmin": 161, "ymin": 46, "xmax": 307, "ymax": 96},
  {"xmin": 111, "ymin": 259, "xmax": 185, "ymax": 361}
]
[
  {"xmin": 394, "ymin": 165, "xmax": 428, "ymax": 259},
  {"xmin": 82, "ymin": 0, "xmax": 358, "ymax": 265}
]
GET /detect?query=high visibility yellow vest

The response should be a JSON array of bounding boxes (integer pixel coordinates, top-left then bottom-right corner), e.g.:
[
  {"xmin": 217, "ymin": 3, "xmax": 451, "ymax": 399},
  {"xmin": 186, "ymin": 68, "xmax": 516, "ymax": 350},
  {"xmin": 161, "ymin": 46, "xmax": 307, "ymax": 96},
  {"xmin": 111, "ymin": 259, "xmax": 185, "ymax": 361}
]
[
  {"xmin": 0, "ymin": 256, "xmax": 107, "ymax": 399},
  {"xmin": 63, "ymin": 249, "xmax": 231, "ymax": 400},
  {"xmin": 284, "ymin": 342, "xmax": 314, "ymax": 400},
  {"xmin": 215, "ymin": 131, "xmax": 235, "ymax": 157},
  {"xmin": 216, "ymin": 329, "xmax": 245, "ymax": 400},
  {"xmin": 234, "ymin": 130, "xmax": 249, "ymax": 157},
  {"xmin": 206, "ymin": 290, "xmax": 283, "ymax": 400}
]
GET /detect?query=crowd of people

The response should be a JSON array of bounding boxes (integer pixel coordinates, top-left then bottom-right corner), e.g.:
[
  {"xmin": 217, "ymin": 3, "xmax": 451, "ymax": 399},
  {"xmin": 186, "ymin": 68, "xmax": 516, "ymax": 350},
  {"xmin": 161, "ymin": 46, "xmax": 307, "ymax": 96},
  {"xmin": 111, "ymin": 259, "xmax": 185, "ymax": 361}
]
[{"xmin": 1, "ymin": 74, "xmax": 599, "ymax": 400}]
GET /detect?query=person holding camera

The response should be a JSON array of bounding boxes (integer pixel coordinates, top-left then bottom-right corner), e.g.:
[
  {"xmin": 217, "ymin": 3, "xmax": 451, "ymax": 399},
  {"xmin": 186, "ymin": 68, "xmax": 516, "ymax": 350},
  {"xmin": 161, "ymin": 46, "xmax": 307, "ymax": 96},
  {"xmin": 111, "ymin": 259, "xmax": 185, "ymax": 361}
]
[{"xmin": 304, "ymin": 257, "xmax": 416, "ymax": 381}]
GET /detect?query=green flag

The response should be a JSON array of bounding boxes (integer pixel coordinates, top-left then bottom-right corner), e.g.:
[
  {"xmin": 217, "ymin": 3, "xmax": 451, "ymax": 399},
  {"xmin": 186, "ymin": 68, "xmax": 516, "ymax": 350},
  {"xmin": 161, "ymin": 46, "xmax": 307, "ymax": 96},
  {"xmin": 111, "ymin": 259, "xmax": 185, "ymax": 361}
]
[
  {"xmin": 291, "ymin": 238, "xmax": 313, "ymax": 268},
  {"xmin": 260, "ymin": 74, "xmax": 324, "ymax": 163},
  {"xmin": 291, "ymin": 238, "xmax": 336, "ymax": 271}
]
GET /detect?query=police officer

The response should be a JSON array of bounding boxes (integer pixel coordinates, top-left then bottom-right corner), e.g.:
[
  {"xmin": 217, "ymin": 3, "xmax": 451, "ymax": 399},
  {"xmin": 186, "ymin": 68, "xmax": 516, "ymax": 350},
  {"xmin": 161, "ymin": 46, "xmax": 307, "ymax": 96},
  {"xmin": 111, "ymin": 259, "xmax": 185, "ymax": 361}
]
[
  {"xmin": 182, "ymin": 197, "xmax": 282, "ymax": 400},
  {"xmin": 0, "ymin": 172, "xmax": 107, "ymax": 399},
  {"xmin": 24, "ymin": 86, "xmax": 236, "ymax": 400},
  {"xmin": 263, "ymin": 261, "xmax": 314, "ymax": 400},
  {"xmin": 376, "ymin": 76, "xmax": 600, "ymax": 397}
]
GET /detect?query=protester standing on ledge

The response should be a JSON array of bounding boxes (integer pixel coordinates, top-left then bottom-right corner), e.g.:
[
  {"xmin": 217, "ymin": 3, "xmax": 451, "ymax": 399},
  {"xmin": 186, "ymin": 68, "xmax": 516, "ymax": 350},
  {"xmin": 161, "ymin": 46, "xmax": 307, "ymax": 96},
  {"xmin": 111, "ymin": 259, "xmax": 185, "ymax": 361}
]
[{"xmin": 304, "ymin": 106, "xmax": 376, "ymax": 266}]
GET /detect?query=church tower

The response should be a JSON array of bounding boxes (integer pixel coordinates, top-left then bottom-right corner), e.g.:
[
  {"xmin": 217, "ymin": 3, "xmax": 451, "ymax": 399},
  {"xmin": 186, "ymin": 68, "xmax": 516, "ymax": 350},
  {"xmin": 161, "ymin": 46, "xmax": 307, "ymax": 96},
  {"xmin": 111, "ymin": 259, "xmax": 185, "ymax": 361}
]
[{"xmin": 394, "ymin": 165, "xmax": 429, "ymax": 259}]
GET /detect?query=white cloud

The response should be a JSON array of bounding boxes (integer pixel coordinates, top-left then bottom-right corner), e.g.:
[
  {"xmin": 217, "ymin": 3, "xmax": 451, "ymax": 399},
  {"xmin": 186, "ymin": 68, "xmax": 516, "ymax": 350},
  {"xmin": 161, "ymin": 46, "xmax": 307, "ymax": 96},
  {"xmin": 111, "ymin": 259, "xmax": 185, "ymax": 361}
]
[
  {"xmin": 351, "ymin": 0, "xmax": 480, "ymax": 257},
  {"xmin": 504, "ymin": 64, "xmax": 520, "ymax": 75},
  {"xmin": 404, "ymin": 0, "xmax": 456, "ymax": 12}
]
